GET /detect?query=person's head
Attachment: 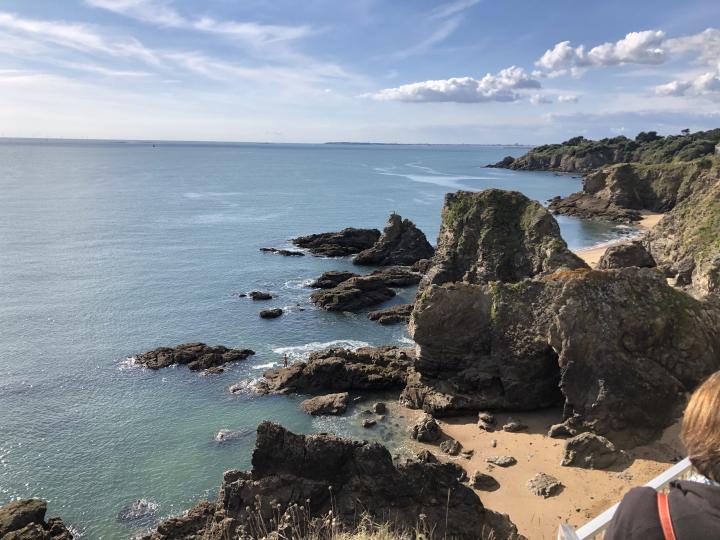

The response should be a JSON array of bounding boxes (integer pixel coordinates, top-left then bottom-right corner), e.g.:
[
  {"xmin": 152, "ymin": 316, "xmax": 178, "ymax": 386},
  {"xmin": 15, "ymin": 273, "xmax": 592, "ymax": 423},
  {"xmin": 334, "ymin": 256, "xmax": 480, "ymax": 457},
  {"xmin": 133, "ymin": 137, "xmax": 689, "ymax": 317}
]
[{"xmin": 682, "ymin": 371, "xmax": 720, "ymax": 482}]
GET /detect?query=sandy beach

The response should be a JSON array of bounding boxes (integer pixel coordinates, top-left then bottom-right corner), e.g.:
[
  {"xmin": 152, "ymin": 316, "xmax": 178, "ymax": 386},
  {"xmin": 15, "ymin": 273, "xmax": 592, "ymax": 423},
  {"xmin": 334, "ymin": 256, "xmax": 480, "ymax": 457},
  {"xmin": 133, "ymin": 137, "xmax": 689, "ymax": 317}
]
[
  {"xmin": 417, "ymin": 410, "xmax": 684, "ymax": 540},
  {"xmin": 575, "ymin": 212, "xmax": 664, "ymax": 267}
]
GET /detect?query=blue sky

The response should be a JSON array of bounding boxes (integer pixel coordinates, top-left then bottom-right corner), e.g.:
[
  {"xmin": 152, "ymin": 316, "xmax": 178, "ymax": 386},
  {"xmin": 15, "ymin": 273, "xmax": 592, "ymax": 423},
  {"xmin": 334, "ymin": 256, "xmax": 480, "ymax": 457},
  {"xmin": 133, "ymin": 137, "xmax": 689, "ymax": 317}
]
[{"xmin": 1, "ymin": 0, "xmax": 719, "ymax": 143}]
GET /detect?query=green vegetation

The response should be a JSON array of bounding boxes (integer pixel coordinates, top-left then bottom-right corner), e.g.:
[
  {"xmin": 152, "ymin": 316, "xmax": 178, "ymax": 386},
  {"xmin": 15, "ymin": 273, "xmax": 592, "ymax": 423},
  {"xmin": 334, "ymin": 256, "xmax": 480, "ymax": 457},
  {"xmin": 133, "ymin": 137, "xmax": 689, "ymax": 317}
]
[{"xmin": 524, "ymin": 128, "xmax": 720, "ymax": 166}]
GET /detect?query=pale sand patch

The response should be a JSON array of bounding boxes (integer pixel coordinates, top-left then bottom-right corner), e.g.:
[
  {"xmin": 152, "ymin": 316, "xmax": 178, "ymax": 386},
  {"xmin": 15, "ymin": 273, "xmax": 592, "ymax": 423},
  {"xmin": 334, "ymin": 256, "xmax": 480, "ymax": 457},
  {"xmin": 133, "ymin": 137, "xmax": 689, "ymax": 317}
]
[
  {"xmin": 574, "ymin": 212, "xmax": 664, "ymax": 268},
  {"xmin": 416, "ymin": 410, "xmax": 683, "ymax": 540}
]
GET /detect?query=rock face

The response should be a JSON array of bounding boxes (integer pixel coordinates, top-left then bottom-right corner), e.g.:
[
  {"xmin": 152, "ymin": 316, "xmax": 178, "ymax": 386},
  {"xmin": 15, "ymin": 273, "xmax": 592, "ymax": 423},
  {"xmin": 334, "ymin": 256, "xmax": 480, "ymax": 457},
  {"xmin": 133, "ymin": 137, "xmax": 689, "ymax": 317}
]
[
  {"xmin": 549, "ymin": 161, "xmax": 712, "ymax": 223},
  {"xmin": 353, "ymin": 214, "xmax": 434, "ymax": 266},
  {"xmin": 644, "ymin": 166, "xmax": 720, "ymax": 297},
  {"xmin": 299, "ymin": 392, "xmax": 349, "ymax": 415},
  {"xmin": 561, "ymin": 432, "xmax": 631, "ymax": 470},
  {"xmin": 367, "ymin": 303, "xmax": 413, "ymax": 325},
  {"xmin": 257, "ymin": 346, "xmax": 413, "ymax": 395},
  {"xmin": 292, "ymin": 228, "xmax": 381, "ymax": 257},
  {"xmin": 0, "ymin": 499, "xmax": 73, "ymax": 539},
  {"xmin": 406, "ymin": 268, "xmax": 720, "ymax": 446},
  {"xmin": 597, "ymin": 241, "xmax": 656, "ymax": 269},
  {"xmin": 143, "ymin": 422, "xmax": 523, "ymax": 540},
  {"xmin": 135, "ymin": 343, "xmax": 255, "ymax": 371},
  {"xmin": 310, "ymin": 267, "xmax": 421, "ymax": 312},
  {"xmin": 422, "ymin": 190, "xmax": 587, "ymax": 290}
]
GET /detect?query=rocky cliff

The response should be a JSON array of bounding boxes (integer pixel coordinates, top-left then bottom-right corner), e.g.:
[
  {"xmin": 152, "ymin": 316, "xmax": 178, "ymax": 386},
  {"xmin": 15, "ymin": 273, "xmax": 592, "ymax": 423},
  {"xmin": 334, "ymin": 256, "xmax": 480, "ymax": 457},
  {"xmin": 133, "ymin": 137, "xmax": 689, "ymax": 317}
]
[
  {"xmin": 143, "ymin": 422, "xmax": 523, "ymax": 540},
  {"xmin": 0, "ymin": 499, "xmax": 73, "ymax": 539},
  {"xmin": 421, "ymin": 190, "xmax": 587, "ymax": 289},
  {"xmin": 406, "ymin": 268, "xmax": 720, "ymax": 446}
]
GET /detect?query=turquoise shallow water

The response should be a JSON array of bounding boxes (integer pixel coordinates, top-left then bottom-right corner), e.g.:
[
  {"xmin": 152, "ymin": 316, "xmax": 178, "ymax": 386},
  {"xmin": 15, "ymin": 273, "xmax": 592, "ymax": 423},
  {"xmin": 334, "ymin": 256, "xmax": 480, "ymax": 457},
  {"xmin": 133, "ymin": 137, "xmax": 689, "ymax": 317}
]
[{"xmin": 0, "ymin": 141, "xmax": 636, "ymax": 538}]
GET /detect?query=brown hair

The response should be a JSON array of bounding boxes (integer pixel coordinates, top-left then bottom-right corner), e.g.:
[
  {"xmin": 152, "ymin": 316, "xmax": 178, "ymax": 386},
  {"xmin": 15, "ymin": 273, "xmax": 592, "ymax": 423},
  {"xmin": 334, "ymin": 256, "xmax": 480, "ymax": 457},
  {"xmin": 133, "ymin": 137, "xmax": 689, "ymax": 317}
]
[{"xmin": 682, "ymin": 371, "xmax": 720, "ymax": 482}]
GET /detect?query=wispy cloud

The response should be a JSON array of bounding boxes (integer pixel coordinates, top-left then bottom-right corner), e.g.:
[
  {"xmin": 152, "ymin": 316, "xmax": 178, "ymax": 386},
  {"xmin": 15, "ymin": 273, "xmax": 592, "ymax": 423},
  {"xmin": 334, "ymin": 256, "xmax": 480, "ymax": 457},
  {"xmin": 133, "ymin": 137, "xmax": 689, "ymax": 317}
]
[
  {"xmin": 85, "ymin": 0, "xmax": 313, "ymax": 45},
  {"xmin": 429, "ymin": 0, "xmax": 482, "ymax": 20},
  {"xmin": 389, "ymin": 16, "xmax": 464, "ymax": 60}
]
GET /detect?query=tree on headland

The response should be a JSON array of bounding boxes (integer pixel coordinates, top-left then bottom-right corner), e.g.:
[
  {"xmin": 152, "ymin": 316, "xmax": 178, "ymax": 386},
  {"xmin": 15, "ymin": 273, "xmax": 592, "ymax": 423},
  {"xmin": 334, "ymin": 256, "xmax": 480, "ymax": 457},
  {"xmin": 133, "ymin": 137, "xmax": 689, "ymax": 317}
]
[{"xmin": 681, "ymin": 128, "xmax": 691, "ymax": 136}]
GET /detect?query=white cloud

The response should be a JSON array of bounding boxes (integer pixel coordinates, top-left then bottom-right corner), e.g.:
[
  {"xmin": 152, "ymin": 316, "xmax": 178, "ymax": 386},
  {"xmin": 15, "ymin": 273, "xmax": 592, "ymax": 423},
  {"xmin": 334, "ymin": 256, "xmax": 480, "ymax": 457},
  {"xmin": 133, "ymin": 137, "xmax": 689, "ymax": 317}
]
[
  {"xmin": 536, "ymin": 30, "xmax": 666, "ymax": 75},
  {"xmin": 558, "ymin": 94, "xmax": 579, "ymax": 103},
  {"xmin": 665, "ymin": 28, "xmax": 720, "ymax": 65},
  {"xmin": 656, "ymin": 70, "xmax": 720, "ymax": 97},
  {"xmin": 530, "ymin": 94, "xmax": 552, "ymax": 105},
  {"xmin": 85, "ymin": 0, "xmax": 312, "ymax": 44},
  {"xmin": 370, "ymin": 67, "xmax": 540, "ymax": 103}
]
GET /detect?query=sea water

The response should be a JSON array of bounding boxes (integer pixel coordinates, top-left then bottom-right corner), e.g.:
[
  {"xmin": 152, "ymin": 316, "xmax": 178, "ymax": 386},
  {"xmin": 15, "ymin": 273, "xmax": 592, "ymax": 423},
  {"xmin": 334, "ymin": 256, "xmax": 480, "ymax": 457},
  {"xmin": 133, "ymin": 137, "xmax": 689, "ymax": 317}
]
[{"xmin": 0, "ymin": 140, "xmax": 635, "ymax": 538}]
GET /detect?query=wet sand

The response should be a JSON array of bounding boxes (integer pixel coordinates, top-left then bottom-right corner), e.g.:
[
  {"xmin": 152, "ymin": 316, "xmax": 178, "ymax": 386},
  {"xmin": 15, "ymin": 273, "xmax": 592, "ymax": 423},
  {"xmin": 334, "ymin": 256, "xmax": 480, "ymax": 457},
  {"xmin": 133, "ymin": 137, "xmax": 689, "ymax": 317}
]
[
  {"xmin": 575, "ymin": 212, "xmax": 664, "ymax": 267},
  {"xmin": 415, "ymin": 410, "xmax": 684, "ymax": 540}
]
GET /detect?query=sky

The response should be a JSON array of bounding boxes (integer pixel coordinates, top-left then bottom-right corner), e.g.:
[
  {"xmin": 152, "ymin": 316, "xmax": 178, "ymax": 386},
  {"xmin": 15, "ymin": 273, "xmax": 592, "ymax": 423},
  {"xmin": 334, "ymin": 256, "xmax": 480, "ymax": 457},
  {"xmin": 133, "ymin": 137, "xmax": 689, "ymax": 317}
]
[{"xmin": 1, "ymin": 0, "xmax": 719, "ymax": 144}]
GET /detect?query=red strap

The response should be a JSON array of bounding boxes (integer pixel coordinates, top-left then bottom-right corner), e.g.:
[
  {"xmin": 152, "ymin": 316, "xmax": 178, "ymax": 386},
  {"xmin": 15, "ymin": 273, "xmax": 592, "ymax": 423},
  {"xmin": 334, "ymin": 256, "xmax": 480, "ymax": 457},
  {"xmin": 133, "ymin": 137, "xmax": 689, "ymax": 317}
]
[{"xmin": 657, "ymin": 492, "xmax": 677, "ymax": 540}]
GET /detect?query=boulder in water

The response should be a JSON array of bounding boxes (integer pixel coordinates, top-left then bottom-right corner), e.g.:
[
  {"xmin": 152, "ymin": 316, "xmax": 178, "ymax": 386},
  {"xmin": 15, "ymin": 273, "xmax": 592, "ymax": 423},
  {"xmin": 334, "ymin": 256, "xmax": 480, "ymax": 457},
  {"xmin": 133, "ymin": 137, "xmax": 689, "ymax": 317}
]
[
  {"xmin": 299, "ymin": 392, "xmax": 350, "ymax": 415},
  {"xmin": 292, "ymin": 228, "xmax": 380, "ymax": 257},
  {"xmin": 135, "ymin": 343, "xmax": 255, "ymax": 371},
  {"xmin": 353, "ymin": 213, "xmax": 434, "ymax": 266}
]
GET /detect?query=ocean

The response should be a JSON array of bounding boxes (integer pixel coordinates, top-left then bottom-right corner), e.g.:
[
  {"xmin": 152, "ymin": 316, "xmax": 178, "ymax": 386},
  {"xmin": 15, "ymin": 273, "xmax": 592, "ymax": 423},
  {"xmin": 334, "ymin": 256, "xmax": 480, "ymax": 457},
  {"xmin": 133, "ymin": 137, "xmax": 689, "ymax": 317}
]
[{"xmin": 0, "ymin": 140, "xmax": 636, "ymax": 538}]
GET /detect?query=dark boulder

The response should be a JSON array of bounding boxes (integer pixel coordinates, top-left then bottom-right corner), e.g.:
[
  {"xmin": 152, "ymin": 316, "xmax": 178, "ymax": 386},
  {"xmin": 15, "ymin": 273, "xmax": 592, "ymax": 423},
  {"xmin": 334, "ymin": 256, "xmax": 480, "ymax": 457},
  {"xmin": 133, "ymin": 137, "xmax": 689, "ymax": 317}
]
[
  {"xmin": 142, "ymin": 422, "xmax": 523, "ymax": 540},
  {"xmin": 299, "ymin": 392, "xmax": 350, "ymax": 416},
  {"xmin": 353, "ymin": 213, "xmax": 434, "ymax": 266},
  {"xmin": 471, "ymin": 471, "xmax": 500, "ymax": 491},
  {"xmin": 409, "ymin": 414, "xmax": 442, "ymax": 443},
  {"xmin": 259, "ymin": 308, "xmax": 283, "ymax": 319},
  {"xmin": 0, "ymin": 499, "xmax": 73, "ymax": 539},
  {"xmin": 310, "ymin": 275, "xmax": 395, "ymax": 311},
  {"xmin": 292, "ymin": 228, "xmax": 380, "ymax": 257},
  {"xmin": 249, "ymin": 291, "xmax": 273, "ymax": 300},
  {"xmin": 440, "ymin": 438, "xmax": 462, "ymax": 456},
  {"xmin": 135, "ymin": 343, "xmax": 255, "ymax": 371},
  {"xmin": 368, "ymin": 303, "xmax": 413, "ymax": 325},
  {"xmin": 257, "ymin": 346, "xmax": 413, "ymax": 395},
  {"xmin": 597, "ymin": 241, "xmax": 656, "ymax": 269},
  {"xmin": 421, "ymin": 190, "xmax": 587, "ymax": 290},
  {"xmin": 308, "ymin": 271, "xmax": 359, "ymax": 289}
]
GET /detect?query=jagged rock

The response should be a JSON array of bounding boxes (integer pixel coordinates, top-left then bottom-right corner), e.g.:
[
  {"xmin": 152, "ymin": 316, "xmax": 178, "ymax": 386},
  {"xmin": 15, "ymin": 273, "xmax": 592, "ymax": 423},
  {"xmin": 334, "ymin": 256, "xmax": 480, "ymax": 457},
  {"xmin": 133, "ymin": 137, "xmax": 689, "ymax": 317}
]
[
  {"xmin": 440, "ymin": 438, "xmax": 462, "ymax": 456},
  {"xmin": 410, "ymin": 414, "xmax": 442, "ymax": 443},
  {"xmin": 257, "ymin": 346, "xmax": 413, "ymax": 395},
  {"xmin": 561, "ymin": 432, "xmax": 631, "ymax": 470},
  {"xmin": 260, "ymin": 247, "xmax": 305, "ymax": 256},
  {"xmin": 292, "ymin": 228, "xmax": 381, "ymax": 257},
  {"xmin": 309, "ymin": 271, "xmax": 359, "ymax": 289},
  {"xmin": 311, "ymin": 274, "xmax": 395, "ymax": 311},
  {"xmin": 412, "ymin": 258, "xmax": 433, "ymax": 273},
  {"xmin": 259, "ymin": 308, "xmax": 283, "ymax": 319},
  {"xmin": 477, "ymin": 412, "xmax": 496, "ymax": 432},
  {"xmin": 135, "ymin": 343, "xmax": 255, "ymax": 371},
  {"xmin": 353, "ymin": 213, "xmax": 434, "ymax": 266},
  {"xmin": 299, "ymin": 392, "xmax": 349, "ymax": 416},
  {"xmin": 421, "ymin": 190, "xmax": 588, "ymax": 290},
  {"xmin": 0, "ymin": 500, "xmax": 73, "ymax": 539},
  {"xmin": 117, "ymin": 499, "xmax": 159, "ymax": 522},
  {"xmin": 406, "ymin": 267, "xmax": 720, "ymax": 447},
  {"xmin": 548, "ymin": 422, "xmax": 576, "ymax": 439},
  {"xmin": 372, "ymin": 402, "xmax": 386, "ymax": 414},
  {"xmin": 368, "ymin": 303, "xmax": 413, "ymax": 325},
  {"xmin": 503, "ymin": 421, "xmax": 528, "ymax": 433},
  {"xmin": 249, "ymin": 291, "xmax": 273, "ymax": 300},
  {"xmin": 362, "ymin": 419, "xmax": 376, "ymax": 428},
  {"xmin": 527, "ymin": 473, "xmax": 563, "ymax": 498},
  {"xmin": 598, "ymin": 241, "xmax": 656, "ymax": 269},
  {"xmin": 644, "ymin": 166, "xmax": 720, "ymax": 297},
  {"xmin": 471, "ymin": 471, "xmax": 500, "ymax": 491},
  {"xmin": 415, "ymin": 450, "xmax": 438, "ymax": 463},
  {"xmin": 486, "ymin": 456, "xmax": 517, "ymax": 467},
  {"xmin": 142, "ymin": 422, "xmax": 524, "ymax": 540}
]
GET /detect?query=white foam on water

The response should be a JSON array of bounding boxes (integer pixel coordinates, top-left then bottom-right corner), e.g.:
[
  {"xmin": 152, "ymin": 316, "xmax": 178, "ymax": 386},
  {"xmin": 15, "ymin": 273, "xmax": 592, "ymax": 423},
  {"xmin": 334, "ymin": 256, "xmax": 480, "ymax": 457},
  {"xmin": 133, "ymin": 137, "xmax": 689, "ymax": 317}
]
[
  {"xmin": 183, "ymin": 191, "xmax": 245, "ymax": 199},
  {"xmin": 228, "ymin": 378, "xmax": 261, "ymax": 394},
  {"xmin": 272, "ymin": 339, "xmax": 370, "ymax": 360},
  {"xmin": 397, "ymin": 336, "xmax": 414, "ymax": 345},
  {"xmin": 283, "ymin": 278, "xmax": 314, "ymax": 290},
  {"xmin": 117, "ymin": 356, "xmax": 144, "ymax": 371},
  {"xmin": 253, "ymin": 362, "xmax": 277, "ymax": 370}
]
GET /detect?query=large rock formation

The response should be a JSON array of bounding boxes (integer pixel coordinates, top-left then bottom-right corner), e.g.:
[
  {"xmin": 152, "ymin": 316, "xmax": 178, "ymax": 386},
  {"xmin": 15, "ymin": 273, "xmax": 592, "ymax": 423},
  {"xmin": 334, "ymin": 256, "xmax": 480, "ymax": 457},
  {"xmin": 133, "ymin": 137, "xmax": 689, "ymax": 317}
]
[
  {"xmin": 548, "ymin": 161, "xmax": 711, "ymax": 223},
  {"xmin": 405, "ymin": 268, "xmax": 720, "ymax": 446},
  {"xmin": 0, "ymin": 499, "xmax": 73, "ymax": 539},
  {"xmin": 291, "ymin": 228, "xmax": 380, "ymax": 257},
  {"xmin": 257, "ymin": 346, "xmax": 413, "ymax": 395},
  {"xmin": 135, "ymin": 343, "xmax": 255, "ymax": 371},
  {"xmin": 142, "ymin": 423, "xmax": 523, "ymax": 540},
  {"xmin": 367, "ymin": 303, "xmax": 413, "ymax": 325},
  {"xmin": 310, "ymin": 267, "xmax": 421, "ymax": 311},
  {"xmin": 644, "ymin": 166, "xmax": 720, "ymax": 297},
  {"xmin": 422, "ymin": 190, "xmax": 587, "ymax": 289},
  {"xmin": 353, "ymin": 214, "xmax": 434, "ymax": 266}
]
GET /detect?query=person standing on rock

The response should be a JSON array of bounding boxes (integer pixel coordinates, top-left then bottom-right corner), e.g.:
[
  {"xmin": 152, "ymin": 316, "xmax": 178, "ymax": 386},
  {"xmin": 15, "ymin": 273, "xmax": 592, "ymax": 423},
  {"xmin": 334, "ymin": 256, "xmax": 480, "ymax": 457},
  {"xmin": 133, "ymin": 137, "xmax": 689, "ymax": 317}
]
[
  {"xmin": 283, "ymin": 354, "xmax": 288, "ymax": 368},
  {"xmin": 604, "ymin": 371, "xmax": 720, "ymax": 539}
]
